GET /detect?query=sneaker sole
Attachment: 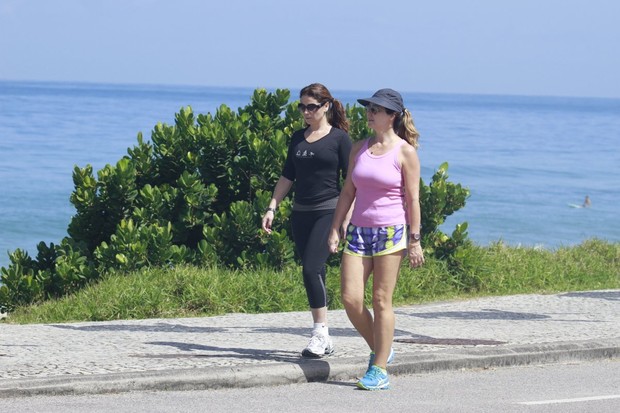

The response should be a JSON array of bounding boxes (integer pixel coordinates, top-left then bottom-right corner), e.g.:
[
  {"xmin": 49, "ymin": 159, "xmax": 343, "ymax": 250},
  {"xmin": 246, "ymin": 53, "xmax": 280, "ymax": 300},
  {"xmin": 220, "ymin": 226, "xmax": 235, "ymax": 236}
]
[
  {"xmin": 301, "ymin": 347, "xmax": 334, "ymax": 358},
  {"xmin": 356, "ymin": 381, "xmax": 390, "ymax": 391}
]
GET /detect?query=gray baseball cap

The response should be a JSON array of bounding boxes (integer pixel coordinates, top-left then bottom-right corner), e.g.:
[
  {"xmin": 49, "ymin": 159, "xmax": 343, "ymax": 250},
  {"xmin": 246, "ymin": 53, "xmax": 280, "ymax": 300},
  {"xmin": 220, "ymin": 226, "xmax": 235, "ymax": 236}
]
[{"xmin": 357, "ymin": 88, "xmax": 404, "ymax": 112}]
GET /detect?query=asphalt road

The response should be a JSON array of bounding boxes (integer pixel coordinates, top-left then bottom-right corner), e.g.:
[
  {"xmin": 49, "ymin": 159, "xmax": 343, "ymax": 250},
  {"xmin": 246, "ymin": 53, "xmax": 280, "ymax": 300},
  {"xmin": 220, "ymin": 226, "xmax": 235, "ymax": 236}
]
[{"xmin": 2, "ymin": 359, "xmax": 618, "ymax": 412}]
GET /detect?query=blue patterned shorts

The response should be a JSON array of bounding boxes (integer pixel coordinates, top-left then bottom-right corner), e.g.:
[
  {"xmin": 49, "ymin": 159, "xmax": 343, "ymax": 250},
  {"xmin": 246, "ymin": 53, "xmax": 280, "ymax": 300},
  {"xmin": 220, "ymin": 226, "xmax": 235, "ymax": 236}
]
[{"xmin": 344, "ymin": 224, "xmax": 407, "ymax": 257}]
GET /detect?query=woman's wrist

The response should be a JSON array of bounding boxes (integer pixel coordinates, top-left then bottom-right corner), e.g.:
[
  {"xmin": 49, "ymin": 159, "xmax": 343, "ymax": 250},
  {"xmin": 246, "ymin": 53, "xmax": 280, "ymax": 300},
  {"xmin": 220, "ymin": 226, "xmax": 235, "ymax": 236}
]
[{"xmin": 409, "ymin": 232, "xmax": 421, "ymax": 242}]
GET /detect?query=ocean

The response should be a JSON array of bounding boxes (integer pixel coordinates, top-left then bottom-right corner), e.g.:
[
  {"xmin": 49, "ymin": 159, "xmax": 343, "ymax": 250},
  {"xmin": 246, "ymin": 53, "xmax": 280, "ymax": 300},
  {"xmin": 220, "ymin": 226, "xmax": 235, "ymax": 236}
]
[{"xmin": 1, "ymin": 81, "xmax": 619, "ymax": 269}]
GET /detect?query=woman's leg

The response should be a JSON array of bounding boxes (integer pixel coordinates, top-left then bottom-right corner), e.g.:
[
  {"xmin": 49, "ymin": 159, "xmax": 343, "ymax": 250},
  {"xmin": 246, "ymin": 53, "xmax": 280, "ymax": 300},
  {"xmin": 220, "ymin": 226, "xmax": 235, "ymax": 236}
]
[
  {"xmin": 291, "ymin": 211, "xmax": 331, "ymax": 319},
  {"xmin": 340, "ymin": 253, "xmax": 375, "ymax": 349},
  {"xmin": 291, "ymin": 210, "xmax": 335, "ymax": 357},
  {"xmin": 370, "ymin": 252, "xmax": 403, "ymax": 369},
  {"xmin": 297, "ymin": 210, "xmax": 334, "ymax": 317}
]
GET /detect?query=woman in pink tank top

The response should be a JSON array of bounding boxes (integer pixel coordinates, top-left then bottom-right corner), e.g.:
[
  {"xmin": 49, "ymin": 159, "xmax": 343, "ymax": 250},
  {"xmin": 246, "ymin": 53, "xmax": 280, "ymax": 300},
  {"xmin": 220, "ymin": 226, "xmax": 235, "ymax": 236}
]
[{"xmin": 328, "ymin": 88, "xmax": 424, "ymax": 390}]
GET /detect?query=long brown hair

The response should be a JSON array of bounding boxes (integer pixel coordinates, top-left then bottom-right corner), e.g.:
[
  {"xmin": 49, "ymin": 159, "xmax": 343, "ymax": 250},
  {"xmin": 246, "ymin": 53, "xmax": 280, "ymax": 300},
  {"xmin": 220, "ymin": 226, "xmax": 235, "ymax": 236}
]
[{"xmin": 300, "ymin": 83, "xmax": 349, "ymax": 133}]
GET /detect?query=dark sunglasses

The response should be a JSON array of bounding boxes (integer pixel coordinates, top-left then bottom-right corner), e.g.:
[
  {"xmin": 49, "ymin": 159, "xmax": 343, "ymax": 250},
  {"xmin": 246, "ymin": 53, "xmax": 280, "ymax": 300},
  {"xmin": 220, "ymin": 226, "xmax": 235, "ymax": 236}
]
[
  {"xmin": 298, "ymin": 102, "xmax": 324, "ymax": 113},
  {"xmin": 365, "ymin": 104, "xmax": 385, "ymax": 114}
]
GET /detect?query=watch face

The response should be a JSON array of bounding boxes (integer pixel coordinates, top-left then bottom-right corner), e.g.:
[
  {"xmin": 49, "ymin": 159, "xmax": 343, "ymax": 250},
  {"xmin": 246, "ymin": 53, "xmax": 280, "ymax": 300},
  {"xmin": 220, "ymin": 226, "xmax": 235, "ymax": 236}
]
[{"xmin": 411, "ymin": 233, "xmax": 421, "ymax": 241}]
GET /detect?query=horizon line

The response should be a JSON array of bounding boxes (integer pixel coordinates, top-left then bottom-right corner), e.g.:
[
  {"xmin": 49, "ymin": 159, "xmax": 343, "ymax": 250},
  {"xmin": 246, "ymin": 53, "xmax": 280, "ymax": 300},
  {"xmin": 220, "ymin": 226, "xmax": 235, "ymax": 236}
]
[{"xmin": 1, "ymin": 78, "xmax": 619, "ymax": 102}]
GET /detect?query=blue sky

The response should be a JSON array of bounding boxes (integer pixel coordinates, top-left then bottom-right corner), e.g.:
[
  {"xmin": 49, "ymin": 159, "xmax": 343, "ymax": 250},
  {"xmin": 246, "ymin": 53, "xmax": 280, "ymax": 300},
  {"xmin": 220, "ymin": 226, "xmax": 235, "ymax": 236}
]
[{"xmin": 1, "ymin": 0, "xmax": 619, "ymax": 98}]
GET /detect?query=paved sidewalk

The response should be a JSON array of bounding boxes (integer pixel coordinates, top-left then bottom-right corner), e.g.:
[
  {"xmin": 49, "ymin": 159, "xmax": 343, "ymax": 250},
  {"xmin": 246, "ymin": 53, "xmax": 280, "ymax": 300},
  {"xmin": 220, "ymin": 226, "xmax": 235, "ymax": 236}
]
[{"xmin": 1, "ymin": 290, "xmax": 619, "ymax": 397}]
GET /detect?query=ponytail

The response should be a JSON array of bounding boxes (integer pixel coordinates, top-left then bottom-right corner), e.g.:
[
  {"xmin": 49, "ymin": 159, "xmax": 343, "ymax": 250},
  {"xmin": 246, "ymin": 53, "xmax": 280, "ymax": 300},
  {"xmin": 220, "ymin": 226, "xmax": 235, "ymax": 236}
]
[
  {"xmin": 327, "ymin": 98, "xmax": 349, "ymax": 133},
  {"xmin": 395, "ymin": 108, "xmax": 420, "ymax": 148}
]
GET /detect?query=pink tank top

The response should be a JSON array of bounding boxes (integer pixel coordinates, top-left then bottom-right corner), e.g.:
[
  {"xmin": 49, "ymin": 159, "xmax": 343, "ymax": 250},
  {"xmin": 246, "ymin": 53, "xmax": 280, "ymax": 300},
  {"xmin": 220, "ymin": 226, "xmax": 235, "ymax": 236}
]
[{"xmin": 351, "ymin": 138, "xmax": 408, "ymax": 227}]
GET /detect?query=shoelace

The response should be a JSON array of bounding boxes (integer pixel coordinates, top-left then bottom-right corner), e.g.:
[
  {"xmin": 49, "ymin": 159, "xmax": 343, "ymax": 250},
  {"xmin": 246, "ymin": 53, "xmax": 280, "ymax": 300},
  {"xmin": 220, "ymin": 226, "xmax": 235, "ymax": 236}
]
[
  {"xmin": 308, "ymin": 334, "xmax": 325, "ymax": 348},
  {"xmin": 366, "ymin": 366, "xmax": 385, "ymax": 379}
]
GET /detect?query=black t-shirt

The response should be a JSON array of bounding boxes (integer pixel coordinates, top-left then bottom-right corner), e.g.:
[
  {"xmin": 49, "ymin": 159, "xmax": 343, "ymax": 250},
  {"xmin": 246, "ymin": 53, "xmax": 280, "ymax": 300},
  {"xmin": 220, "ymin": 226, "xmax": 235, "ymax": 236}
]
[{"xmin": 281, "ymin": 127, "xmax": 352, "ymax": 205}]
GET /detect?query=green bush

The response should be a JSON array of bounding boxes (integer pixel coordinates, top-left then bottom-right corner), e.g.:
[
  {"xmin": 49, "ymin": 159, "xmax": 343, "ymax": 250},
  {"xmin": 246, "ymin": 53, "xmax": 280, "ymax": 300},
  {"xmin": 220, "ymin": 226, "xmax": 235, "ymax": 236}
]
[
  {"xmin": 419, "ymin": 162, "xmax": 472, "ymax": 280},
  {"xmin": 0, "ymin": 88, "xmax": 469, "ymax": 313}
]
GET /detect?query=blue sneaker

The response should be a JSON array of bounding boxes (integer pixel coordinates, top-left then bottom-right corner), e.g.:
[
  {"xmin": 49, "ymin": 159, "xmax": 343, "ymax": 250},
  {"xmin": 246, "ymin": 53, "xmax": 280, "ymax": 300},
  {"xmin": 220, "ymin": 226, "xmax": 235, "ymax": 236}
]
[
  {"xmin": 356, "ymin": 365, "xmax": 390, "ymax": 390},
  {"xmin": 368, "ymin": 347, "xmax": 395, "ymax": 370}
]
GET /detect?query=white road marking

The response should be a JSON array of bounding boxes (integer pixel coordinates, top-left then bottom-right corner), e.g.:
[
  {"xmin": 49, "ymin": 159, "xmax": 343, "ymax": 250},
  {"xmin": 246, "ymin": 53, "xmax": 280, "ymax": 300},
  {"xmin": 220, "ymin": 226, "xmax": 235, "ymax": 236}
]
[{"xmin": 518, "ymin": 395, "xmax": 620, "ymax": 405}]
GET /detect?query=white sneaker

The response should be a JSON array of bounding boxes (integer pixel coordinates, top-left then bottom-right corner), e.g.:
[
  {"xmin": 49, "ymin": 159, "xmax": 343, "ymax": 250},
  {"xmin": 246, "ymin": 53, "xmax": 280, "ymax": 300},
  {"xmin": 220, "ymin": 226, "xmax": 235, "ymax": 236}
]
[{"xmin": 301, "ymin": 331, "xmax": 334, "ymax": 358}]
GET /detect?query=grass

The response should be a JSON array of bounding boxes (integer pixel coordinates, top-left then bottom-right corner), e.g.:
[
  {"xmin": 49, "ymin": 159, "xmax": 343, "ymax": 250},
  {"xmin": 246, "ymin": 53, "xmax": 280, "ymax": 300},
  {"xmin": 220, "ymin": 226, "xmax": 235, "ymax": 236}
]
[{"xmin": 3, "ymin": 239, "xmax": 619, "ymax": 324}]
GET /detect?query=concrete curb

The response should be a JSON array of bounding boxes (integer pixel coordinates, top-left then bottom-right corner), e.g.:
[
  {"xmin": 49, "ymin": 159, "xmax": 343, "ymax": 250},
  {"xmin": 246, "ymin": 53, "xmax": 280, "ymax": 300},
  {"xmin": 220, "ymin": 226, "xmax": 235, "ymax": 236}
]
[{"xmin": 2, "ymin": 337, "xmax": 618, "ymax": 398}]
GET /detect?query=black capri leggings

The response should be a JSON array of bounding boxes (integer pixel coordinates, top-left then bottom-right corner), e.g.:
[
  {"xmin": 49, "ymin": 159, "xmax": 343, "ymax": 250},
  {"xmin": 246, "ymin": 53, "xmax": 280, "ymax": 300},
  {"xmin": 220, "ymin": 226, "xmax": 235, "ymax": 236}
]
[{"xmin": 290, "ymin": 209, "xmax": 334, "ymax": 309}]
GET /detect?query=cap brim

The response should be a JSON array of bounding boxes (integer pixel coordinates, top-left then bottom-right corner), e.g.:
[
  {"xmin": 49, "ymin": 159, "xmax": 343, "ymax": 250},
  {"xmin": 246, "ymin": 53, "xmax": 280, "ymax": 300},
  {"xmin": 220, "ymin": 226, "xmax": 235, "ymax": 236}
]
[{"xmin": 357, "ymin": 97, "xmax": 401, "ymax": 112}]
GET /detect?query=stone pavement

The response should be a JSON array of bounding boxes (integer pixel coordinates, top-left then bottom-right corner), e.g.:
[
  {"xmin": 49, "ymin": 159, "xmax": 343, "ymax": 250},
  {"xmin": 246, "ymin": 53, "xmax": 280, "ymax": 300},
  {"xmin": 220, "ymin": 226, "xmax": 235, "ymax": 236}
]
[{"xmin": 1, "ymin": 290, "xmax": 619, "ymax": 397}]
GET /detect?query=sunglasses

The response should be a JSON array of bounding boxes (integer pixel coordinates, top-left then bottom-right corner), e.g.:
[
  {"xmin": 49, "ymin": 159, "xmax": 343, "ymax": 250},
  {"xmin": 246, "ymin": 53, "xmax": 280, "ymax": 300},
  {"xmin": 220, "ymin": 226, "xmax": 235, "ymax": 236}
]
[
  {"xmin": 365, "ymin": 104, "xmax": 385, "ymax": 114},
  {"xmin": 298, "ymin": 102, "xmax": 324, "ymax": 113}
]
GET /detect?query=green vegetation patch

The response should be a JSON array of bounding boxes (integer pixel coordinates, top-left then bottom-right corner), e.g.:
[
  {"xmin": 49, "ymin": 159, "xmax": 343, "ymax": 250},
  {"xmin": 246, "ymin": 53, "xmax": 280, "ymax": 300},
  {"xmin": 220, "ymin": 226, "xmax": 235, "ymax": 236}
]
[{"xmin": 5, "ymin": 239, "xmax": 618, "ymax": 324}]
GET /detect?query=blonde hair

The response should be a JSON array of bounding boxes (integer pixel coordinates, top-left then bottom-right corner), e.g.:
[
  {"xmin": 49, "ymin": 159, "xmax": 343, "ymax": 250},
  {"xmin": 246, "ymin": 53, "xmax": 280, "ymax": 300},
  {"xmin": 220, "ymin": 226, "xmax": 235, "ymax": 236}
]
[{"xmin": 392, "ymin": 108, "xmax": 420, "ymax": 148}]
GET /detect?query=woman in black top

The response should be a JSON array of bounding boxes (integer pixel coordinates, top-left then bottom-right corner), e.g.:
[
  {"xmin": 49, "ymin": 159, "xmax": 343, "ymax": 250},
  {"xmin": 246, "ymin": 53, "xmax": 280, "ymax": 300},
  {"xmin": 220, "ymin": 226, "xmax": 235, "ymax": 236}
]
[{"xmin": 262, "ymin": 83, "xmax": 352, "ymax": 358}]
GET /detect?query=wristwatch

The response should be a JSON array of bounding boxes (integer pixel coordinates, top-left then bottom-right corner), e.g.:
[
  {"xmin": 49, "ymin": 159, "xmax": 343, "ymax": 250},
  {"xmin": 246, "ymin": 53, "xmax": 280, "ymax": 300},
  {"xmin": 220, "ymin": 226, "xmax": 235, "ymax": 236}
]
[
  {"xmin": 265, "ymin": 207, "xmax": 276, "ymax": 214},
  {"xmin": 409, "ymin": 232, "xmax": 421, "ymax": 242}
]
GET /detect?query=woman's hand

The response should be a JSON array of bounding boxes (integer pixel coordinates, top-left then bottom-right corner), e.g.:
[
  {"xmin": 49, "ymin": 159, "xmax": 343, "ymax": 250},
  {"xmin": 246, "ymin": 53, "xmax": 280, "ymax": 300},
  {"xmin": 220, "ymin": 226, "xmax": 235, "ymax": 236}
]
[
  {"xmin": 327, "ymin": 229, "xmax": 340, "ymax": 254},
  {"xmin": 261, "ymin": 210, "xmax": 274, "ymax": 234},
  {"xmin": 408, "ymin": 242, "xmax": 424, "ymax": 267}
]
